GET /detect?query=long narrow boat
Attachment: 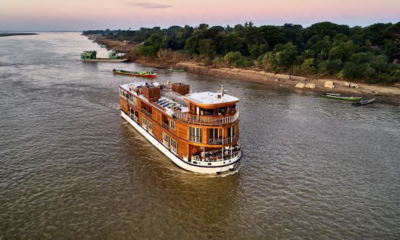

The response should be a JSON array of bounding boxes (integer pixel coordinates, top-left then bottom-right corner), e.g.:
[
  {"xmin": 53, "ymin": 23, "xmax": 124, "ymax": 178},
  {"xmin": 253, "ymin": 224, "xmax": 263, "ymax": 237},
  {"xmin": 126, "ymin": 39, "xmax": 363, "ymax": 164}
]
[
  {"xmin": 113, "ymin": 69, "xmax": 157, "ymax": 78},
  {"xmin": 168, "ymin": 67, "xmax": 185, "ymax": 72},
  {"xmin": 351, "ymin": 98, "xmax": 376, "ymax": 106},
  {"xmin": 119, "ymin": 82, "xmax": 242, "ymax": 175},
  {"xmin": 321, "ymin": 93, "xmax": 362, "ymax": 101},
  {"xmin": 83, "ymin": 58, "xmax": 129, "ymax": 62}
]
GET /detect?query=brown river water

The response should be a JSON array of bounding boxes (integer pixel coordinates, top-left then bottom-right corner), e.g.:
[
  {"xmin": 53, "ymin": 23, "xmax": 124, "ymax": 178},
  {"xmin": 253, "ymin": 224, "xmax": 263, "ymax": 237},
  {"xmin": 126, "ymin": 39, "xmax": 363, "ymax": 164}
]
[{"xmin": 0, "ymin": 33, "xmax": 400, "ymax": 239}]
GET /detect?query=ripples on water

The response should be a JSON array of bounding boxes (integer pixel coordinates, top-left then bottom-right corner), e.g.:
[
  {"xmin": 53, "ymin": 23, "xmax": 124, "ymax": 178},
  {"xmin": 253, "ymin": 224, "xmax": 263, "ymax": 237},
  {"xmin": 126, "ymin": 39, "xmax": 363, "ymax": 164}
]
[{"xmin": 0, "ymin": 33, "xmax": 399, "ymax": 239}]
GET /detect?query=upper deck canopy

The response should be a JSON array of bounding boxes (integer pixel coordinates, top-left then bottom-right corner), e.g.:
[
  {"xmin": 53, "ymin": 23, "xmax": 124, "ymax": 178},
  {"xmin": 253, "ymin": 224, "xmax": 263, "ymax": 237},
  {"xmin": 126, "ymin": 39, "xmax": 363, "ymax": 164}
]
[{"xmin": 184, "ymin": 92, "xmax": 239, "ymax": 107}]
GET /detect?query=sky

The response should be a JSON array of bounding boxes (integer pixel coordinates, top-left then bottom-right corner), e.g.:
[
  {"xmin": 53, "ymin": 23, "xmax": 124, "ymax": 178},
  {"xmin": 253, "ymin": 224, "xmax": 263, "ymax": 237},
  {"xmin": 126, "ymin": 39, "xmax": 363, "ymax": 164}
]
[{"xmin": 0, "ymin": 0, "xmax": 399, "ymax": 31}]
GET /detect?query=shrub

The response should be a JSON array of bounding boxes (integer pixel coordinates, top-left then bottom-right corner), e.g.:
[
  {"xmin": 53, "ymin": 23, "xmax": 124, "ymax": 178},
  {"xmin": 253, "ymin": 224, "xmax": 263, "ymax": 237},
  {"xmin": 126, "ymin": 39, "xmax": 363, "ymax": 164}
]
[{"xmin": 223, "ymin": 51, "xmax": 252, "ymax": 67}]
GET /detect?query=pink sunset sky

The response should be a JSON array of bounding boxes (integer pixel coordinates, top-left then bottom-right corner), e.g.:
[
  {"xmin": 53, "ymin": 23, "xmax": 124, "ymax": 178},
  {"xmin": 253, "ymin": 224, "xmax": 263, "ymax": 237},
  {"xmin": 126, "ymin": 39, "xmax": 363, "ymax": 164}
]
[{"xmin": 0, "ymin": 0, "xmax": 399, "ymax": 31}]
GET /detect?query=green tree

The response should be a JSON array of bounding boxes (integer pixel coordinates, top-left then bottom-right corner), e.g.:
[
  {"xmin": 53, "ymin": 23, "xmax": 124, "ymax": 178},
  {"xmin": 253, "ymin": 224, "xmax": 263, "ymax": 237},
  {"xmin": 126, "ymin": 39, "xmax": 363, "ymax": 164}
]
[
  {"xmin": 283, "ymin": 24, "xmax": 305, "ymax": 51},
  {"xmin": 301, "ymin": 58, "xmax": 316, "ymax": 73},
  {"xmin": 304, "ymin": 21, "xmax": 349, "ymax": 41},
  {"xmin": 185, "ymin": 35, "xmax": 200, "ymax": 57},
  {"xmin": 318, "ymin": 59, "xmax": 343, "ymax": 75},
  {"xmin": 259, "ymin": 25, "xmax": 287, "ymax": 49},
  {"xmin": 223, "ymin": 51, "xmax": 251, "ymax": 67},
  {"xmin": 275, "ymin": 42, "xmax": 298, "ymax": 68},
  {"xmin": 364, "ymin": 23, "xmax": 392, "ymax": 46},
  {"xmin": 328, "ymin": 46, "xmax": 346, "ymax": 61},
  {"xmin": 198, "ymin": 38, "xmax": 215, "ymax": 63}
]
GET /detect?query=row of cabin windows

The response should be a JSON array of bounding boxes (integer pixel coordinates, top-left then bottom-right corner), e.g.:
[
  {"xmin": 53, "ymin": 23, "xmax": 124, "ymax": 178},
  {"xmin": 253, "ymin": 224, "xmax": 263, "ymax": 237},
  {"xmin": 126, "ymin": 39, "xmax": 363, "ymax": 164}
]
[
  {"xmin": 142, "ymin": 112, "xmax": 234, "ymax": 145},
  {"xmin": 142, "ymin": 114, "xmax": 235, "ymax": 143},
  {"xmin": 120, "ymin": 90, "xmax": 136, "ymax": 103},
  {"xmin": 189, "ymin": 127, "xmax": 202, "ymax": 143},
  {"xmin": 190, "ymin": 104, "xmax": 237, "ymax": 116},
  {"xmin": 142, "ymin": 117, "xmax": 153, "ymax": 134},
  {"xmin": 130, "ymin": 108, "xmax": 139, "ymax": 122},
  {"xmin": 162, "ymin": 132, "xmax": 177, "ymax": 154},
  {"xmin": 190, "ymin": 127, "xmax": 236, "ymax": 143}
]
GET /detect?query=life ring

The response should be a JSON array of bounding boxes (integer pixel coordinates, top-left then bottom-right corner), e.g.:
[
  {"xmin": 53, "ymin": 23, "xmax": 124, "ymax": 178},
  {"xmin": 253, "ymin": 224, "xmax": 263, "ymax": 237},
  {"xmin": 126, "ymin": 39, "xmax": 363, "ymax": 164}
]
[{"xmin": 192, "ymin": 147, "xmax": 198, "ymax": 154}]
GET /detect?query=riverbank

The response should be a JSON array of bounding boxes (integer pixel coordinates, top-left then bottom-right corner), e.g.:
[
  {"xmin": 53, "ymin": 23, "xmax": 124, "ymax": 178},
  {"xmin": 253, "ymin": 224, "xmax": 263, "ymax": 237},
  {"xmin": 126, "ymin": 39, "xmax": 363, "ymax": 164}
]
[
  {"xmin": 89, "ymin": 35, "xmax": 138, "ymax": 53},
  {"xmin": 175, "ymin": 62, "xmax": 400, "ymax": 106},
  {"xmin": 87, "ymin": 35, "xmax": 400, "ymax": 106}
]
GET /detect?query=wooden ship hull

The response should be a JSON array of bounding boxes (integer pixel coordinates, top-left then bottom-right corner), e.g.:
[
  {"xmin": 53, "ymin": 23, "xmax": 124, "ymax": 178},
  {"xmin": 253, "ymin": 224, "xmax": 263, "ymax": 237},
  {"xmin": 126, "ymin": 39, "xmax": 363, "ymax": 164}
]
[
  {"xmin": 321, "ymin": 93, "xmax": 362, "ymax": 101},
  {"xmin": 114, "ymin": 69, "xmax": 157, "ymax": 78},
  {"xmin": 119, "ymin": 82, "xmax": 243, "ymax": 175},
  {"xmin": 82, "ymin": 58, "xmax": 129, "ymax": 62},
  {"xmin": 351, "ymin": 98, "xmax": 376, "ymax": 106}
]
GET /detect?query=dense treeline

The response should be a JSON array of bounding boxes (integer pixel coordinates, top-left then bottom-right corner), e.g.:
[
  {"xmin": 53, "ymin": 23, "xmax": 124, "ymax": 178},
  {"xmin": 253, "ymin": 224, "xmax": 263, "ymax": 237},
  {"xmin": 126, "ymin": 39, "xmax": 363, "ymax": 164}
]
[
  {"xmin": 82, "ymin": 29, "xmax": 119, "ymax": 36},
  {"xmin": 87, "ymin": 21, "xmax": 400, "ymax": 84}
]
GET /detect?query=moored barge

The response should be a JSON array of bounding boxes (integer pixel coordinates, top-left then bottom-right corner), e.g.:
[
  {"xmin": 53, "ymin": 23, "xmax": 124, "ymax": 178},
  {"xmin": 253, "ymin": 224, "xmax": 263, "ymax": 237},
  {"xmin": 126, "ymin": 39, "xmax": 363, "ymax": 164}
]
[
  {"xmin": 80, "ymin": 50, "xmax": 129, "ymax": 62},
  {"xmin": 119, "ymin": 82, "xmax": 242, "ymax": 174}
]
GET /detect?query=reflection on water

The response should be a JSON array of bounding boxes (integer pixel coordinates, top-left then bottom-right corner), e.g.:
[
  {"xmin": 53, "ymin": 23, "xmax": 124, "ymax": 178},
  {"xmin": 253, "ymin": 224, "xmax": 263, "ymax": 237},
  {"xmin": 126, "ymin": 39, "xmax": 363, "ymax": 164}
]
[{"xmin": 0, "ymin": 33, "xmax": 399, "ymax": 239}]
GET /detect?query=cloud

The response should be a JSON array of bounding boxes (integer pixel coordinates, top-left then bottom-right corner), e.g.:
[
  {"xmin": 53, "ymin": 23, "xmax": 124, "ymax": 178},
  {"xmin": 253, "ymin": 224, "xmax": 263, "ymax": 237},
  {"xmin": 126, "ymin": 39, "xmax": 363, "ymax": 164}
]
[{"xmin": 127, "ymin": 2, "xmax": 172, "ymax": 9}]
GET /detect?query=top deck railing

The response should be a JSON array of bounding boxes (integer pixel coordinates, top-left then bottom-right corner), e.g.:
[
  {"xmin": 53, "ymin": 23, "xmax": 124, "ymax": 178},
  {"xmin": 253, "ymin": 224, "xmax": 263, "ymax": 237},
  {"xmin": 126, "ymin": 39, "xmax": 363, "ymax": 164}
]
[{"xmin": 173, "ymin": 110, "xmax": 239, "ymax": 125}]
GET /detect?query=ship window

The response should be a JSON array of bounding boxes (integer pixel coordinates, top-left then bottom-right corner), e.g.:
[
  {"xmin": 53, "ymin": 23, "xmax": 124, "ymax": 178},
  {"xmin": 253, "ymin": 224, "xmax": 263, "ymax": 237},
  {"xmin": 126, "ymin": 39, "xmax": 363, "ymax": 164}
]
[
  {"xmin": 170, "ymin": 120, "xmax": 176, "ymax": 130},
  {"xmin": 203, "ymin": 109, "xmax": 213, "ymax": 116},
  {"xmin": 171, "ymin": 138, "xmax": 177, "ymax": 154},
  {"xmin": 228, "ymin": 126, "xmax": 236, "ymax": 143},
  {"xmin": 189, "ymin": 127, "xmax": 203, "ymax": 143},
  {"xmin": 130, "ymin": 97, "xmax": 137, "ymax": 106},
  {"xmin": 217, "ymin": 107, "xmax": 227, "ymax": 115},
  {"xmin": 148, "ymin": 121, "xmax": 153, "ymax": 134},
  {"xmin": 163, "ymin": 132, "xmax": 170, "ymax": 148},
  {"xmin": 142, "ymin": 117, "xmax": 147, "ymax": 130},
  {"xmin": 209, "ymin": 128, "xmax": 219, "ymax": 138}
]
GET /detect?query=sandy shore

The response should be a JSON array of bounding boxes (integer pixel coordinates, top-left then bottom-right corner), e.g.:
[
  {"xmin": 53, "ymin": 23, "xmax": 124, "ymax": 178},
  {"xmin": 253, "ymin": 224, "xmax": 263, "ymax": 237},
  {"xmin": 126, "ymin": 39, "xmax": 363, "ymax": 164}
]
[
  {"xmin": 88, "ymin": 35, "xmax": 400, "ymax": 106},
  {"xmin": 176, "ymin": 62, "xmax": 400, "ymax": 106}
]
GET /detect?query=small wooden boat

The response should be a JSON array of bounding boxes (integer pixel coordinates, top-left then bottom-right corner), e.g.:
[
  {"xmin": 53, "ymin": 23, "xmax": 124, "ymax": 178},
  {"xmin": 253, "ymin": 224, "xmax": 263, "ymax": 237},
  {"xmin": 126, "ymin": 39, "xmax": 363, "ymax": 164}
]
[
  {"xmin": 351, "ymin": 98, "xmax": 376, "ymax": 106},
  {"xmin": 321, "ymin": 93, "xmax": 362, "ymax": 101},
  {"xmin": 83, "ymin": 58, "xmax": 129, "ymax": 62},
  {"xmin": 168, "ymin": 67, "xmax": 185, "ymax": 72},
  {"xmin": 113, "ymin": 69, "xmax": 157, "ymax": 78}
]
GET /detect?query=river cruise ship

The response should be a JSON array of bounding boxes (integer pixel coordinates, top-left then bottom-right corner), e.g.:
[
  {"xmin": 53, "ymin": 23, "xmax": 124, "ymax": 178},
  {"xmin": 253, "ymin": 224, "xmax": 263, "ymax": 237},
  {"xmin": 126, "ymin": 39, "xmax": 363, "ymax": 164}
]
[{"xmin": 119, "ymin": 81, "xmax": 243, "ymax": 174}]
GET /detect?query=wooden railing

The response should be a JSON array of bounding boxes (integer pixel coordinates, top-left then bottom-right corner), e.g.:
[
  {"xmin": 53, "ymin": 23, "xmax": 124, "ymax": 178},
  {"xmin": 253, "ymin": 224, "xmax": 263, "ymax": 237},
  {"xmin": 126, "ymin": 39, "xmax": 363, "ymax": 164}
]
[
  {"xmin": 141, "ymin": 108, "xmax": 152, "ymax": 119},
  {"xmin": 191, "ymin": 147, "xmax": 242, "ymax": 163},
  {"xmin": 119, "ymin": 92, "xmax": 127, "ymax": 100},
  {"xmin": 162, "ymin": 122, "xmax": 169, "ymax": 130},
  {"xmin": 189, "ymin": 136, "xmax": 202, "ymax": 143},
  {"xmin": 208, "ymin": 133, "xmax": 239, "ymax": 145},
  {"xmin": 173, "ymin": 110, "xmax": 239, "ymax": 125},
  {"xmin": 128, "ymin": 99, "xmax": 136, "ymax": 107}
]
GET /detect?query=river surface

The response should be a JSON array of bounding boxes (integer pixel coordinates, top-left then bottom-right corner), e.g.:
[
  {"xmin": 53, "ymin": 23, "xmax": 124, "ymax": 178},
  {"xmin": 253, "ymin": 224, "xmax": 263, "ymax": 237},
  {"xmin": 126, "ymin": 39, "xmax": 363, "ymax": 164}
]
[{"xmin": 1, "ymin": 33, "xmax": 400, "ymax": 239}]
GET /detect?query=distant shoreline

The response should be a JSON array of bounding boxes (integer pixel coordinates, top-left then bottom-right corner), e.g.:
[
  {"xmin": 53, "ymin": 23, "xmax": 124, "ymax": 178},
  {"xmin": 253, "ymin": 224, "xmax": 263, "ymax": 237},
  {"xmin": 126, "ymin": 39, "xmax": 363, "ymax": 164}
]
[
  {"xmin": 0, "ymin": 33, "xmax": 38, "ymax": 37},
  {"xmin": 88, "ymin": 35, "xmax": 400, "ymax": 107}
]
